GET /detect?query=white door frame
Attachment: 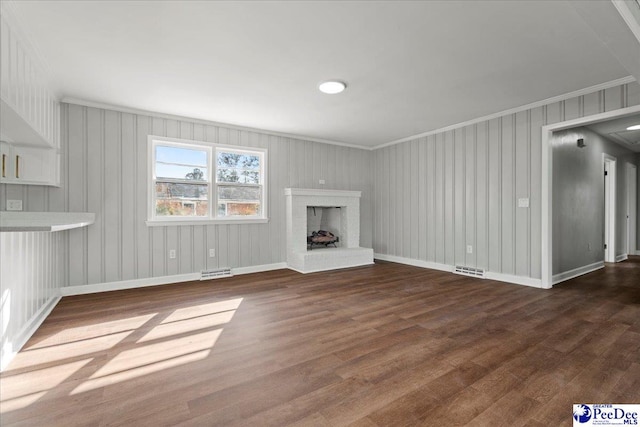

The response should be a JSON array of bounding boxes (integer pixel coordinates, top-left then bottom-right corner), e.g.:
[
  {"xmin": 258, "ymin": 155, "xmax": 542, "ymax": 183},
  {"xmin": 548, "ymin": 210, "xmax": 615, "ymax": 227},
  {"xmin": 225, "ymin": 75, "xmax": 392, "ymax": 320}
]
[
  {"xmin": 603, "ymin": 154, "xmax": 617, "ymax": 263},
  {"xmin": 541, "ymin": 104, "xmax": 640, "ymax": 289},
  {"xmin": 627, "ymin": 163, "xmax": 638, "ymax": 256}
]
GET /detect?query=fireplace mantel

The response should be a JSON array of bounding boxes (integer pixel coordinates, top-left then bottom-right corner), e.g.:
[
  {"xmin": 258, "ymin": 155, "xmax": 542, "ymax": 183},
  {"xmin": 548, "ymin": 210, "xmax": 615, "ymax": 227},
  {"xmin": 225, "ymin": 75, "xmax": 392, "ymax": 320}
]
[
  {"xmin": 284, "ymin": 188, "xmax": 374, "ymax": 273},
  {"xmin": 284, "ymin": 188, "xmax": 362, "ymax": 198}
]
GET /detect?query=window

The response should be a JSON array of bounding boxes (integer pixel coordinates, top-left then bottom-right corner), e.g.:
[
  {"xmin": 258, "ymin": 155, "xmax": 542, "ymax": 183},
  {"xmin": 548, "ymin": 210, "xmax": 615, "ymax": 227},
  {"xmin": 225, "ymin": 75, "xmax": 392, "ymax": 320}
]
[{"xmin": 148, "ymin": 136, "xmax": 267, "ymax": 225}]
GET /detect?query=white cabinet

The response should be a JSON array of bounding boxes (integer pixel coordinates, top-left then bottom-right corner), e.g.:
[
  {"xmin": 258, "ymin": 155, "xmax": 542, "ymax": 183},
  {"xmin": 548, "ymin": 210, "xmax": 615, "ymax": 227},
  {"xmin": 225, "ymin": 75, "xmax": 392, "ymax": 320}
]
[{"xmin": 0, "ymin": 141, "xmax": 59, "ymax": 186}]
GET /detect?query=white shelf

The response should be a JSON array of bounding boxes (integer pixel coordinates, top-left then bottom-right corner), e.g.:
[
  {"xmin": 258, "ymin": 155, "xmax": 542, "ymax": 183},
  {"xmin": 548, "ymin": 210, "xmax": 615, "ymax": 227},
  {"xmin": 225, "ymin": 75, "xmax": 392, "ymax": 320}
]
[{"xmin": 0, "ymin": 212, "xmax": 95, "ymax": 232}]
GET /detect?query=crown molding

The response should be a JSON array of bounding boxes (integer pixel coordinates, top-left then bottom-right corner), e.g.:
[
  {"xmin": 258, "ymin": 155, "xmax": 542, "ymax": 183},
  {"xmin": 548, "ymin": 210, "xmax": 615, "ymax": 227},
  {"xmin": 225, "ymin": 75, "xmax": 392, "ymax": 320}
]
[
  {"xmin": 612, "ymin": 0, "xmax": 640, "ymax": 44},
  {"xmin": 61, "ymin": 97, "xmax": 371, "ymax": 151},
  {"xmin": 373, "ymin": 75, "xmax": 638, "ymax": 150}
]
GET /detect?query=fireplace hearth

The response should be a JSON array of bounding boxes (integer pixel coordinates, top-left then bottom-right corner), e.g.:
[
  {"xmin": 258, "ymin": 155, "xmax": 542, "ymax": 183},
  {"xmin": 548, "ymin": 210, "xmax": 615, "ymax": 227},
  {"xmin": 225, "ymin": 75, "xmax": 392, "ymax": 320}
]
[{"xmin": 285, "ymin": 188, "xmax": 374, "ymax": 273}]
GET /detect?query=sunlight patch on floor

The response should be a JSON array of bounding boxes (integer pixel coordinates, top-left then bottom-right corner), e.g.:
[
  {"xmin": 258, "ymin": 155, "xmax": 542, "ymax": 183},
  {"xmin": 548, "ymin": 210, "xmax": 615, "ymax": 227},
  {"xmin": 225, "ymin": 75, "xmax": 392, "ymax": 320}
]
[
  {"xmin": 70, "ymin": 348, "xmax": 213, "ymax": 395},
  {"xmin": 23, "ymin": 313, "xmax": 156, "ymax": 350},
  {"xmin": 0, "ymin": 391, "xmax": 48, "ymax": 413},
  {"xmin": 161, "ymin": 298, "xmax": 243, "ymax": 324},
  {"xmin": 9, "ymin": 331, "xmax": 133, "ymax": 370},
  {"xmin": 139, "ymin": 311, "xmax": 235, "ymax": 342},
  {"xmin": 0, "ymin": 358, "xmax": 93, "ymax": 410}
]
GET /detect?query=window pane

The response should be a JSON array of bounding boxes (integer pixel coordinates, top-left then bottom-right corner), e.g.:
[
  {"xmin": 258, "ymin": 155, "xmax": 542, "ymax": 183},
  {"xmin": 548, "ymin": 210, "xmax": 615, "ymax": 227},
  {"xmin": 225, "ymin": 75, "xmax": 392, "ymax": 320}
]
[
  {"xmin": 156, "ymin": 164, "xmax": 208, "ymax": 181},
  {"xmin": 218, "ymin": 202, "xmax": 261, "ymax": 216},
  {"xmin": 217, "ymin": 185, "xmax": 261, "ymax": 200},
  {"xmin": 217, "ymin": 152, "xmax": 260, "ymax": 169},
  {"xmin": 156, "ymin": 182, "xmax": 208, "ymax": 217},
  {"xmin": 216, "ymin": 151, "xmax": 261, "ymax": 184},
  {"xmin": 217, "ymin": 168, "xmax": 259, "ymax": 184},
  {"xmin": 217, "ymin": 185, "xmax": 261, "ymax": 217},
  {"xmin": 156, "ymin": 146, "xmax": 207, "ymax": 167}
]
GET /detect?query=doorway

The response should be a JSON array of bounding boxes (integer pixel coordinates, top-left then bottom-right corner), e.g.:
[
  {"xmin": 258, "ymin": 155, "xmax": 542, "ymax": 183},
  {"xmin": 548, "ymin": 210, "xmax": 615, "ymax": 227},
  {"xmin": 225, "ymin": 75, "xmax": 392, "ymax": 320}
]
[
  {"xmin": 603, "ymin": 155, "xmax": 616, "ymax": 263},
  {"xmin": 627, "ymin": 163, "xmax": 638, "ymax": 256},
  {"xmin": 541, "ymin": 104, "xmax": 640, "ymax": 288}
]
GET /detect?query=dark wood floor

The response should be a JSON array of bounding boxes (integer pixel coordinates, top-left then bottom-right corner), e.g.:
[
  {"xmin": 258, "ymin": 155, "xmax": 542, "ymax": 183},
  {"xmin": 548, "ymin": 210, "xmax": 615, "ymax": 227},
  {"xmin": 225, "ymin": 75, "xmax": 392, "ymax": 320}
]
[{"xmin": 1, "ymin": 259, "xmax": 639, "ymax": 426}]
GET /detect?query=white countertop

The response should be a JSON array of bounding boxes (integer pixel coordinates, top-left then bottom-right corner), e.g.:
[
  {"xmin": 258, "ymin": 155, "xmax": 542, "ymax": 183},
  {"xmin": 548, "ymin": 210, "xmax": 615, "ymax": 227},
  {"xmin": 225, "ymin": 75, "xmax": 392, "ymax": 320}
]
[{"xmin": 0, "ymin": 211, "xmax": 95, "ymax": 232}]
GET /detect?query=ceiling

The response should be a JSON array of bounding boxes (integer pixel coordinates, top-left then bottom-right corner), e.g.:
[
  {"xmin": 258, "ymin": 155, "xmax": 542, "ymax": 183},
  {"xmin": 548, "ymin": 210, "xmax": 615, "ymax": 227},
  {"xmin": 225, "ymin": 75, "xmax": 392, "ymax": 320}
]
[
  {"xmin": 7, "ymin": 0, "xmax": 638, "ymax": 148},
  {"xmin": 587, "ymin": 114, "xmax": 640, "ymax": 153}
]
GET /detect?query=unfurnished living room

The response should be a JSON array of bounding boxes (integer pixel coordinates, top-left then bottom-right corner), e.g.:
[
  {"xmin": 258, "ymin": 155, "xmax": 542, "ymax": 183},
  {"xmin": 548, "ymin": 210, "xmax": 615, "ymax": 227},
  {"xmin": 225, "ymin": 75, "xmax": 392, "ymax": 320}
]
[{"xmin": 1, "ymin": 1, "xmax": 639, "ymax": 426}]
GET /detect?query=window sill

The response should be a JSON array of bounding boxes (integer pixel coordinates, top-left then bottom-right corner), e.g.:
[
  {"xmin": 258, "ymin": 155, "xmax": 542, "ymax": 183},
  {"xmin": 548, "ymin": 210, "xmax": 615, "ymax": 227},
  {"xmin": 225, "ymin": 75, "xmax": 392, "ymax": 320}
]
[{"xmin": 146, "ymin": 218, "xmax": 269, "ymax": 226}]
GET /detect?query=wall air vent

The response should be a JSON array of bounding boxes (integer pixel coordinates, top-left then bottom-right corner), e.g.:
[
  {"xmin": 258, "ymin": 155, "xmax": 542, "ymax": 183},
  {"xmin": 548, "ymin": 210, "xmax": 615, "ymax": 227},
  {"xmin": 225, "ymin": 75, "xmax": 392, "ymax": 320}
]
[
  {"xmin": 454, "ymin": 266, "xmax": 485, "ymax": 278},
  {"xmin": 201, "ymin": 268, "xmax": 233, "ymax": 280}
]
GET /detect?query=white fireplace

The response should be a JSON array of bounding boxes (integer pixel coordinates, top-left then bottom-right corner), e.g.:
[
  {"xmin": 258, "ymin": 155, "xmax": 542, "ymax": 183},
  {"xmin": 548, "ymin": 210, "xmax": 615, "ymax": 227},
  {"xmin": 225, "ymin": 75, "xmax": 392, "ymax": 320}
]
[{"xmin": 284, "ymin": 188, "xmax": 374, "ymax": 273}]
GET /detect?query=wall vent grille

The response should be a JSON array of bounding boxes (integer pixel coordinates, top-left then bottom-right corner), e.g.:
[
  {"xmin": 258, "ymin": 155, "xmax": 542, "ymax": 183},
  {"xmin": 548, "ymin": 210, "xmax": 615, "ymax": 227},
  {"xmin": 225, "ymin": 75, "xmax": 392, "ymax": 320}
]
[
  {"xmin": 201, "ymin": 268, "xmax": 233, "ymax": 280},
  {"xmin": 454, "ymin": 266, "xmax": 485, "ymax": 278}
]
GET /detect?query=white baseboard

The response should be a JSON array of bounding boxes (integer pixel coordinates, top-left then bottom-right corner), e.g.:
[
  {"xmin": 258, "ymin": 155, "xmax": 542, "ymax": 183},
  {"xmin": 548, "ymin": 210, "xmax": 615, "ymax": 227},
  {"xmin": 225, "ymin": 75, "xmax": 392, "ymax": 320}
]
[
  {"xmin": 60, "ymin": 262, "xmax": 288, "ymax": 297},
  {"xmin": 373, "ymin": 253, "xmax": 542, "ymax": 288},
  {"xmin": 232, "ymin": 262, "xmax": 288, "ymax": 275},
  {"xmin": 1, "ymin": 295, "xmax": 60, "ymax": 372},
  {"xmin": 60, "ymin": 273, "xmax": 201, "ymax": 296},
  {"xmin": 552, "ymin": 261, "xmax": 605, "ymax": 285},
  {"xmin": 374, "ymin": 253, "xmax": 453, "ymax": 273},
  {"xmin": 615, "ymin": 254, "xmax": 628, "ymax": 263},
  {"xmin": 484, "ymin": 272, "xmax": 543, "ymax": 288}
]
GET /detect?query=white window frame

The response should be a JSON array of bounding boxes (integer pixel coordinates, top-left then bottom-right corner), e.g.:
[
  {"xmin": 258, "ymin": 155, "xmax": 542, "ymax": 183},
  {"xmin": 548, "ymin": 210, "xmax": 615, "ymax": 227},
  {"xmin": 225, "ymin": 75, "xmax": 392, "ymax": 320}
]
[{"xmin": 146, "ymin": 135, "xmax": 268, "ymax": 226}]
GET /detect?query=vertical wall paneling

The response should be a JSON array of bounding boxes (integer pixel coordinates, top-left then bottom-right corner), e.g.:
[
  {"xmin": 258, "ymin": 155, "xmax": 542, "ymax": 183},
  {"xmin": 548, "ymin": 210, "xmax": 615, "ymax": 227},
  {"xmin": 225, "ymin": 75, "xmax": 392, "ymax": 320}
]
[
  {"xmin": 0, "ymin": 231, "xmax": 63, "ymax": 370},
  {"xmin": 372, "ymin": 82, "xmax": 640, "ymax": 281},
  {"xmin": 454, "ymin": 128, "xmax": 465, "ymax": 266},
  {"xmin": 373, "ymin": 83, "xmax": 640, "ymax": 279},
  {"xmin": 67, "ymin": 105, "xmax": 86, "ymax": 286},
  {"xmin": 120, "ymin": 113, "xmax": 136, "ymax": 281},
  {"xmin": 487, "ymin": 118, "xmax": 502, "ymax": 273},
  {"xmin": 0, "ymin": 10, "xmax": 60, "ymax": 148},
  {"xmin": 476, "ymin": 122, "xmax": 488, "ymax": 271},
  {"xmin": 464, "ymin": 125, "xmax": 476, "ymax": 268},
  {"xmin": 46, "ymin": 103, "xmax": 373, "ymax": 287},
  {"xmin": 501, "ymin": 115, "xmax": 514, "ymax": 275},
  {"xmin": 418, "ymin": 139, "xmax": 427, "ymax": 261},
  {"xmin": 514, "ymin": 111, "xmax": 530, "ymax": 277},
  {"xmin": 444, "ymin": 131, "xmax": 455, "ymax": 265}
]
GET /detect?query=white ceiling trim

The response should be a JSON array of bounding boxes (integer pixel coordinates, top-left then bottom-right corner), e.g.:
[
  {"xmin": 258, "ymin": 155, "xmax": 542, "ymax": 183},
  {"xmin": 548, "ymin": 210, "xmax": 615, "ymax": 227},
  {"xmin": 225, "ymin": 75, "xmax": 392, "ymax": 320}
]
[
  {"xmin": 373, "ymin": 75, "xmax": 637, "ymax": 150},
  {"xmin": 612, "ymin": 0, "xmax": 640, "ymax": 44},
  {"xmin": 61, "ymin": 97, "xmax": 369, "ymax": 151}
]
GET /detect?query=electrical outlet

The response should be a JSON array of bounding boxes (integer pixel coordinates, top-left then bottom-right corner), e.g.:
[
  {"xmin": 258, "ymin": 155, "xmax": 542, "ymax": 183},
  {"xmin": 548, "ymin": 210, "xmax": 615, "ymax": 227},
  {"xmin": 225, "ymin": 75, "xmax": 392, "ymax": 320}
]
[
  {"xmin": 319, "ymin": 179, "xmax": 325, "ymax": 185},
  {"xmin": 587, "ymin": 243, "xmax": 591, "ymax": 251},
  {"xmin": 169, "ymin": 249, "xmax": 176, "ymax": 259},
  {"xmin": 209, "ymin": 249, "xmax": 215, "ymax": 258},
  {"xmin": 518, "ymin": 198, "xmax": 529, "ymax": 208},
  {"xmin": 6, "ymin": 200, "xmax": 22, "ymax": 211},
  {"xmin": 466, "ymin": 245, "xmax": 473, "ymax": 254}
]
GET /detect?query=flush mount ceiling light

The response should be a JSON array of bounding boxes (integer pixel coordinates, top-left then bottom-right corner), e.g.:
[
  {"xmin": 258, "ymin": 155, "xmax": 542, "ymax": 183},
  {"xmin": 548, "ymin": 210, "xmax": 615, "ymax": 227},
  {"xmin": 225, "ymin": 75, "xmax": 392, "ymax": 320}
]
[
  {"xmin": 627, "ymin": 124, "xmax": 640, "ymax": 130},
  {"xmin": 318, "ymin": 81, "xmax": 346, "ymax": 94}
]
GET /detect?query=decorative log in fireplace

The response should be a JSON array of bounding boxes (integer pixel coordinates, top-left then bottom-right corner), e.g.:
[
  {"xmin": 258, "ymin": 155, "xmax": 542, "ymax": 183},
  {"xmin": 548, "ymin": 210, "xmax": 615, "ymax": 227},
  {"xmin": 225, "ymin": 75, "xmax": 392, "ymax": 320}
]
[{"xmin": 307, "ymin": 230, "xmax": 339, "ymax": 250}]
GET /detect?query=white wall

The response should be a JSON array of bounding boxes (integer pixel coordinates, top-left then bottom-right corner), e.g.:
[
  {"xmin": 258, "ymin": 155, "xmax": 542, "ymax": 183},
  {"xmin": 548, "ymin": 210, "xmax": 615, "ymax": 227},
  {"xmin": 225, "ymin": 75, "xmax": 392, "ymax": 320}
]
[
  {"xmin": 552, "ymin": 127, "xmax": 637, "ymax": 274},
  {"xmin": 42, "ymin": 103, "xmax": 371, "ymax": 288},
  {"xmin": 372, "ymin": 83, "xmax": 640, "ymax": 281}
]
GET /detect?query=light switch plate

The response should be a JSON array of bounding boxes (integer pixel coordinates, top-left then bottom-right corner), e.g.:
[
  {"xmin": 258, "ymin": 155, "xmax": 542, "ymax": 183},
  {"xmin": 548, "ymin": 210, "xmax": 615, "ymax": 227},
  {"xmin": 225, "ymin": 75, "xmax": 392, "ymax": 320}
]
[
  {"xmin": 518, "ymin": 198, "xmax": 529, "ymax": 208},
  {"xmin": 7, "ymin": 200, "xmax": 22, "ymax": 211}
]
